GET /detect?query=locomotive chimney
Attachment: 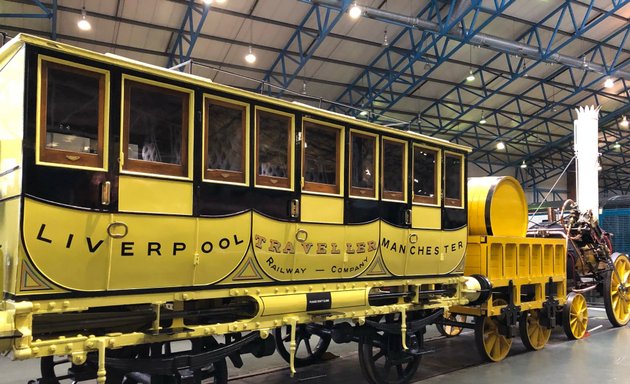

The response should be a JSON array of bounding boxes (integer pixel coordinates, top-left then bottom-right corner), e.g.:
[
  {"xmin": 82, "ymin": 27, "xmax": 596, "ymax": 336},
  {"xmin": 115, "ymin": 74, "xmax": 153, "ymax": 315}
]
[{"xmin": 574, "ymin": 105, "xmax": 601, "ymax": 220}]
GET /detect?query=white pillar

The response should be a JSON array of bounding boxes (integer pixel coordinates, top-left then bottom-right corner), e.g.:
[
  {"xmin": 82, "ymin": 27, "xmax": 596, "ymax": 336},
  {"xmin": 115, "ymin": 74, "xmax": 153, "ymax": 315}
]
[{"xmin": 574, "ymin": 105, "xmax": 600, "ymax": 220}]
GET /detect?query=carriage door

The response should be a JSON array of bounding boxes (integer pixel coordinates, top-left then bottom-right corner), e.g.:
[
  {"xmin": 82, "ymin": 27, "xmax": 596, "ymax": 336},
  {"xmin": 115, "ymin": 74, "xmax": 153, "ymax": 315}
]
[
  {"xmin": 295, "ymin": 118, "xmax": 347, "ymax": 280},
  {"xmin": 407, "ymin": 144, "xmax": 442, "ymax": 275},
  {"xmin": 379, "ymin": 137, "xmax": 411, "ymax": 276},
  {"xmin": 441, "ymin": 151, "xmax": 466, "ymax": 273}
]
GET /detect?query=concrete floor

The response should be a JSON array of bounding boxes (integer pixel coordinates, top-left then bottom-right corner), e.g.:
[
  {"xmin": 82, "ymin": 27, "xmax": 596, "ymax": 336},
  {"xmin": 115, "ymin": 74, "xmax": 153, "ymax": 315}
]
[{"xmin": 1, "ymin": 306, "xmax": 628, "ymax": 384}]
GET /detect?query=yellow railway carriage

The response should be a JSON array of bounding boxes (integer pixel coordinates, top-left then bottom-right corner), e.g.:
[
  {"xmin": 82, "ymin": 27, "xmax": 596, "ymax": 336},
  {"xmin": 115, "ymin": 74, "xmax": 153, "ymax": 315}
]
[{"xmin": 0, "ymin": 34, "xmax": 487, "ymax": 384}]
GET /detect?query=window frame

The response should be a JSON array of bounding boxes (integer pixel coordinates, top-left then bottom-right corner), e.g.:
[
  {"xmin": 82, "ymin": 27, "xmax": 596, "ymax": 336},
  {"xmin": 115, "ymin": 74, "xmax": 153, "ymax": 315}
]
[
  {"xmin": 444, "ymin": 151, "xmax": 465, "ymax": 208},
  {"xmin": 254, "ymin": 106, "xmax": 295, "ymax": 190},
  {"xmin": 202, "ymin": 94, "xmax": 249, "ymax": 186},
  {"xmin": 412, "ymin": 143, "xmax": 441, "ymax": 206},
  {"xmin": 380, "ymin": 137, "xmax": 408, "ymax": 203},
  {"xmin": 301, "ymin": 118, "xmax": 344, "ymax": 196},
  {"xmin": 349, "ymin": 129, "xmax": 379, "ymax": 200},
  {"xmin": 120, "ymin": 75, "xmax": 194, "ymax": 179},
  {"xmin": 37, "ymin": 55, "xmax": 110, "ymax": 171}
]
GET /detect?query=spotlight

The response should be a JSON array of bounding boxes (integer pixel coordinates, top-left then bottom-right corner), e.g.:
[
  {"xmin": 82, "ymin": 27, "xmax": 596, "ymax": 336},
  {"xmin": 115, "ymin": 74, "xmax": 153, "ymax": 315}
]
[
  {"xmin": 621, "ymin": 116, "xmax": 629, "ymax": 128},
  {"xmin": 604, "ymin": 77, "xmax": 614, "ymax": 88},
  {"xmin": 496, "ymin": 141, "xmax": 505, "ymax": 150},
  {"xmin": 520, "ymin": 160, "xmax": 527, "ymax": 169},
  {"xmin": 479, "ymin": 115, "xmax": 487, "ymax": 125},
  {"xmin": 466, "ymin": 70, "xmax": 475, "ymax": 82},
  {"xmin": 614, "ymin": 142, "xmax": 621, "ymax": 150},
  {"xmin": 77, "ymin": 7, "xmax": 91, "ymax": 31},
  {"xmin": 349, "ymin": 2, "xmax": 362, "ymax": 19},
  {"xmin": 245, "ymin": 46, "xmax": 256, "ymax": 64}
]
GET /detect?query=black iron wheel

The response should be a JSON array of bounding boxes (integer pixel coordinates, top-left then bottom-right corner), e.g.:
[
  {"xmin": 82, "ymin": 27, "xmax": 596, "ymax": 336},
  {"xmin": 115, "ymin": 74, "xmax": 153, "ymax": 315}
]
[
  {"xmin": 358, "ymin": 316, "xmax": 422, "ymax": 384},
  {"xmin": 275, "ymin": 322, "xmax": 333, "ymax": 367},
  {"xmin": 40, "ymin": 355, "xmax": 102, "ymax": 384}
]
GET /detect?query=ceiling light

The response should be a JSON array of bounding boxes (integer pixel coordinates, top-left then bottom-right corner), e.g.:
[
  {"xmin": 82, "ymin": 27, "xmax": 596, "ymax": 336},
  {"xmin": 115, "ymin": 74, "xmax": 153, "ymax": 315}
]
[
  {"xmin": 614, "ymin": 142, "xmax": 621, "ymax": 149},
  {"xmin": 621, "ymin": 115, "xmax": 629, "ymax": 128},
  {"xmin": 479, "ymin": 114, "xmax": 487, "ymax": 124},
  {"xmin": 77, "ymin": 6, "xmax": 91, "ymax": 31},
  {"xmin": 496, "ymin": 141, "xmax": 505, "ymax": 150},
  {"xmin": 466, "ymin": 69, "xmax": 475, "ymax": 82},
  {"xmin": 520, "ymin": 160, "xmax": 527, "ymax": 169},
  {"xmin": 245, "ymin": 46, "xmax": 256, "ymax": 64},
  {"xmin": 215, "ymin": 0, "xmax": 226, "ymax": 3},
  {"xmin": 349, "ymin": 2, "xmax": 362, "ymax": 19},
  {"xmin": 202, "ymin": 0, "xmax": 213, "ymax": 4},
  {"xmin": 597, "ymin": 161, "xmax": 602, "ymax": 171},
  {"xmin": 359, "ymin": 110, "xmax": 368, "ymax": 116},
  {"xmin": 604, "ymin": 77, "xmax": 614, "ymax": 88},
  {"xmin": 382, "ymin": 29, "xmax": 389, "ymax": 47},
  {"xmin": 301, "ymin": 81, "xmax": 307, "ymax": 95}
]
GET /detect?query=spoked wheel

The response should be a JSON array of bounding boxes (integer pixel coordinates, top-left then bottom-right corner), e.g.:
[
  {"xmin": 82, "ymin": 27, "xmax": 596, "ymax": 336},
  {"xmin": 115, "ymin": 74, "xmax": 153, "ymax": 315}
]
[
  {"xmin": 40, "ymin": 355, "xmax": 100, "ymax": 384},
  {"xmin": 436, "ymin": 314, "xmax": 467, "ymax": 337},
  {"xmin": 191, "ymin": 337, "xmax": 229, "ymax": 384},
  {"xmin": 275, "ymin": 322, "xmax": 333, "ymax": 367},
  {"xmin": 358, "ymin": 315, "xmax": 423, "ymax": 384},
  {"xmin": 563, "ymin": 292, "xmax": 588, "ymax": 340},
  {"xmin": 604, "ymin": 254, "xmax": 630, "ymax": 327},
  {"xmin": 474, "ymin": 299, "xmax": 512, "ymax": 362},
  {"xmin": 519, "ymin": 309, "xmax": 551, "ymax": 351}
]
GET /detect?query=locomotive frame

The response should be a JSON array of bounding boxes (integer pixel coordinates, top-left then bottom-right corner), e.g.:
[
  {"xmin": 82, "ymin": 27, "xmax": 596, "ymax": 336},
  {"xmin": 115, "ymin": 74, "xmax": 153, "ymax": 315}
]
[{"xmin": 0, "ymin": 34, "xmax": 487, "ymax": 384}]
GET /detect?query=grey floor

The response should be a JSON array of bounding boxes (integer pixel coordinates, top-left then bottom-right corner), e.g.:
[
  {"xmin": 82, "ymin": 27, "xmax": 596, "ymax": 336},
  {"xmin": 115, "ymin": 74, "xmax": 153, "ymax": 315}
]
[{"xmin": 1, "ymin": 306, "xmax": 628, "ymax": 384}]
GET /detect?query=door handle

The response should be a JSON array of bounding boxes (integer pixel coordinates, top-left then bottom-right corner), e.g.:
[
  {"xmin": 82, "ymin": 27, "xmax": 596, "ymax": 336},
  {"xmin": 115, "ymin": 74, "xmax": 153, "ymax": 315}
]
[
  {"xmin": 101, "ymin": 181, "xmax": 111, "ymax": 206},
  {"xmin": 290, "ymin": 199, "xmax": 300, "ymax": 218},
  {"xmin": 404, "ymin": 209, "xmax": 412, "ymax": 225}
]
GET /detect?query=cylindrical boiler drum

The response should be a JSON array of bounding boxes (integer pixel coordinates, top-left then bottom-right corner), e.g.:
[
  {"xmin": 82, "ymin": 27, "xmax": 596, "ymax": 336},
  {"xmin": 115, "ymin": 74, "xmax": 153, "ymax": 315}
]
[{"xmin": 468, "ymin": 176, "xmax": 528, "ymax": 237}]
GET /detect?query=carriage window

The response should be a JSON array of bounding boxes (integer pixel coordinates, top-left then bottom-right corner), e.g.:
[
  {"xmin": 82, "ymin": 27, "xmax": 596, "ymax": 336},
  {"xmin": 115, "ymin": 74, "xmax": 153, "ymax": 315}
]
[
  {"xmin": 256, "ymin": 109, "xmax": 292, "ymax": 189},
  {"xmin": 382, "ymin": 139, "xmax": 405, "ymax": 201},
  {"xmin": 350, "ymin": 132, "xmax": 375, "ymax": 198},
  {"xmin": 445, "ymin": 153, "xmax": 463, "ymax": 207},
  {"xmin": 303, "ymin": 121, "xmax": 341, "ymax": 194},
  {"xmin": 123, "ymin": 79, "xmax": 190, "ymax": 177},
  {"xmin": 413, "ymin": 146, "xmax": 438, "ymax": 205},
  {"xmin": 205, "ymin": 98, "xmax": 247, "ymax": 184},
  {"xmin": 39, "ymin": 59, "xmax": 107, "ymax": 168}
]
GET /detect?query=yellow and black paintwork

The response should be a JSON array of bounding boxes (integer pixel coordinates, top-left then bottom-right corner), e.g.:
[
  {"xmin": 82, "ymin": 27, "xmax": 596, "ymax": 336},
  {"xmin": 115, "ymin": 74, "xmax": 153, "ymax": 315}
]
[{"xmin": 0, "ymin": 34, "xmax": 482, "ymax": 379}]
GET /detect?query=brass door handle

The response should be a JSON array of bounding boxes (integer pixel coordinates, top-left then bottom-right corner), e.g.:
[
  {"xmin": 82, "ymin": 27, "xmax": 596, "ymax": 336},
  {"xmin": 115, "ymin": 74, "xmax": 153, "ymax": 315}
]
[{"xmin": 101, "ymin": 181, "xmax": 111, "ymax": 206}]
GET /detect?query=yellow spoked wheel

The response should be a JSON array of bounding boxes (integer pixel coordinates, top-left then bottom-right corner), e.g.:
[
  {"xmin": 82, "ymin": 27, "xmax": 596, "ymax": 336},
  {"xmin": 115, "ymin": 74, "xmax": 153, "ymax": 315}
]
[
  {"xmin": 604, "ymin": 254, "xmax": 630, "ymax": 327},
  {"xmin": 436, "ymin": 314, "xmax": 467, "ymax": 337},
  {"xmin": 563, "ymin": 292, "xmax": 588, "ymax": 340},
  {"xmin": 519, "ymin": 310, "xmax": 551, "ymax": 351},
  {"xmin": 474, "ymin": 299, "xmax": 512, "ymax": 362}
]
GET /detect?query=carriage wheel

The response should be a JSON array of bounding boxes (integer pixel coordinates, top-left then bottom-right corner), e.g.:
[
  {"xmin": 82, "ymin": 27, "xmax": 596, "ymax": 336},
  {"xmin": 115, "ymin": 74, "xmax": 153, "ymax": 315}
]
[
  {"xmin": 436, "ymin": 314, "xmax": 467, "ymax": 337},
  {"xmin": 604, "ymin": 254, "xmax": 630, "ymax": 327},
  {"xmin": 519, "ymin": 309, "xmax": 551, "ymax": 351},
  {"xmin": 563, "ymin": 292, "xmax": 588, "ymax": 340},
  {"xmin": 358, "ymin": 316, "xmax": 422, "ymax": 384},
  {"xmin": 40, "ymin": 355, "xmax": 104, "ymax": 384},
  {"xmin": 274, "ymin": 322, "xmax": 333, "ymax": 367},
  {"xmin": 192, "ymin": 337, "xmax": 229, "ymax": 384},
  {"xmin": 474, "ymin": 299, "xmax": 512, "ymax": 362}
]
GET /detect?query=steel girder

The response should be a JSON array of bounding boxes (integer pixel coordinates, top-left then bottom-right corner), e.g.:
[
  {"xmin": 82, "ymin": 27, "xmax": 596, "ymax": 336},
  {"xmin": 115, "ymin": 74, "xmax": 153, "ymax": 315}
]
[
  {"xmin": 0, "ymin": 0, "xmax": 57, "ymax": 40},
  {"xmin": 257, "ymin": 0, "xmax": 351, "ymax": 95},
  {"xmin": 334, "ymin": 0, "xmax": 628, "ymax": 193},
  {"xmin": 417, "ymin": 0, "xmax": 628, "ymax": 140},
  {"xmin": 471, "ymin": 23, "xmax": 630, "ymax": 179},
  {"xmin": 323, "ymin": 0, "xmax": 514, "ymax": 118},
  {"xmin": 167, "ymin": 0, "xmax": 211, "ymax": 70}
]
